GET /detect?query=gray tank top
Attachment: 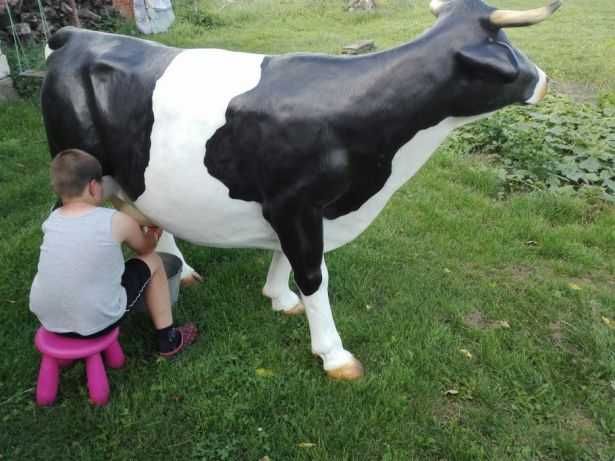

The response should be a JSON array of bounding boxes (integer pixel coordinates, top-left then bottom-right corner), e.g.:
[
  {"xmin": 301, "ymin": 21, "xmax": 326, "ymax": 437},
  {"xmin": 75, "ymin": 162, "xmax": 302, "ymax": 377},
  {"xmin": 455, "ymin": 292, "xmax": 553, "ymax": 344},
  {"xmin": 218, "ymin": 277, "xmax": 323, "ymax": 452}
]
[{"xmin": 30, "ymin": 207, "xmax": 127, "ymax": 335}]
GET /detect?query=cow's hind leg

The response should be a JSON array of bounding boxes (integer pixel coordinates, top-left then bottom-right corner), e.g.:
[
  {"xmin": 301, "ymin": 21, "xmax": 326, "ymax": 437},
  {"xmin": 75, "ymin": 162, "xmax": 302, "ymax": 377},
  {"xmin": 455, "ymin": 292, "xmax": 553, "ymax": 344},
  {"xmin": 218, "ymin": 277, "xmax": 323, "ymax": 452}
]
[
  {"xmin": 265, "ymin": 203, "xmax": 363, "ymax": 380},
  {"xmin": 262, "ymin": 251, "xmax": 304, "ymax": 315},
  {"xmin": 155, "ymin": 231, "xmax": 203, "ymax": 286}
]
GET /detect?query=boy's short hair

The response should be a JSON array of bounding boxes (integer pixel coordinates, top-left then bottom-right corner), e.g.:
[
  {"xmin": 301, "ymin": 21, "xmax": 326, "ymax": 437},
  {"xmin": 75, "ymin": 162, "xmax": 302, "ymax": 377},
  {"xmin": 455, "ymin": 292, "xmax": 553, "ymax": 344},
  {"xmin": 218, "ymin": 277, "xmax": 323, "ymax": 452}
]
[{"xmin": 51, "ymin": 149, "xmax": 103, "ymax": 198}]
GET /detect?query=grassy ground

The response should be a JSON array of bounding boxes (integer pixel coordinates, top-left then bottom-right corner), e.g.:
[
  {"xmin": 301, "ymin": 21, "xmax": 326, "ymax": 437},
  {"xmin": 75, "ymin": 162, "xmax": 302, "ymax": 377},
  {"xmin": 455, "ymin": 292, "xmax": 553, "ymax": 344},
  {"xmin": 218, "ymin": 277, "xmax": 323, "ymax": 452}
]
[{"xmin": 1, "ymin": 0, "xmax": 615, "ymax": 459}]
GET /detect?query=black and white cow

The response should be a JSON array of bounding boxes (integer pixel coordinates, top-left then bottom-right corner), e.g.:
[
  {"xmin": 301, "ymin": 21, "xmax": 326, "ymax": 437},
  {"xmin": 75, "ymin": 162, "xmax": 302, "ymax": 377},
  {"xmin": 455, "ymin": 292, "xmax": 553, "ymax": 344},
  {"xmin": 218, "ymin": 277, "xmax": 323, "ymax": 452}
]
[{"xmin": 41, "ymin": 0, "xmax": 561, "ymax": 379}]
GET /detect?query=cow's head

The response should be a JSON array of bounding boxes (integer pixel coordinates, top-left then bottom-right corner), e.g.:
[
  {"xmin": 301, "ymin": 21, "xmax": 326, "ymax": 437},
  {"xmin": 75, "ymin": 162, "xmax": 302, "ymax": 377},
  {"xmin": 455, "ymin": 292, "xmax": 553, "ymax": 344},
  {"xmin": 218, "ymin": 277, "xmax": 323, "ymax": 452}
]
[{"xmin": 430, "ymin": 0, "xmax": 561, "ymax": 116}]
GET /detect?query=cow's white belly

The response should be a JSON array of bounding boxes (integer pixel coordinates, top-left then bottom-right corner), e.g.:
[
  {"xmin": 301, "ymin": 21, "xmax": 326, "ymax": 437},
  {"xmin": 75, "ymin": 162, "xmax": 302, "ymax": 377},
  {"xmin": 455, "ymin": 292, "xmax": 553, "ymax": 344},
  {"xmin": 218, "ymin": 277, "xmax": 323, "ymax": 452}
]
[
  {"xmin": 133, "ymin": 49, "xmax": 483, "ymax": 251},
  {"xmin": 135, "ymin": 49, "xmax": 279, "ymax": 249}
]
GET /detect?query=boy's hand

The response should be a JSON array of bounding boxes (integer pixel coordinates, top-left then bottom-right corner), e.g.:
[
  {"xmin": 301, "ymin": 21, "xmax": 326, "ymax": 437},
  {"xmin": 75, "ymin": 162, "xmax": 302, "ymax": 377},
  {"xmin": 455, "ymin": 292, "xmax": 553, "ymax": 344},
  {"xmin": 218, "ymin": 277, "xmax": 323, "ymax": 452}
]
[
  {"xmin": 112, "ymin": 212, "xmax": 162, "ymax": 255},
  {"xmin": 141, "ymin": 226, "xmax": 162, "ymax": 253},
  {"xmin": 143, "ymin": 225, "xmax": 162, "ymax": 242}
]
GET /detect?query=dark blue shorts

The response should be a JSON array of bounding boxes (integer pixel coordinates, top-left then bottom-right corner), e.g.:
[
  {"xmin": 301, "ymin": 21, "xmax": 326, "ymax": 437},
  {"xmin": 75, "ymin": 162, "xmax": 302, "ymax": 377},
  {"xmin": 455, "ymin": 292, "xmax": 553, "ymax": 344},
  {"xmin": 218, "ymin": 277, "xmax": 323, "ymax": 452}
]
[{"xmin": 122, "ymin": 258, "xmax": 151, "ymax": 312}]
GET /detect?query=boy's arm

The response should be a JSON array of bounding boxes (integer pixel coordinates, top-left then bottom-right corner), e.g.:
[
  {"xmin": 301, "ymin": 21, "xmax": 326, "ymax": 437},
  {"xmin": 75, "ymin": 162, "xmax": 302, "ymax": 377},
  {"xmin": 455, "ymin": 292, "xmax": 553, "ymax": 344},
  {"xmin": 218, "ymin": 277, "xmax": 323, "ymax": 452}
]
[{"xmin": 112, "ymin": 211, "xmax": 161, "ymax": 255}]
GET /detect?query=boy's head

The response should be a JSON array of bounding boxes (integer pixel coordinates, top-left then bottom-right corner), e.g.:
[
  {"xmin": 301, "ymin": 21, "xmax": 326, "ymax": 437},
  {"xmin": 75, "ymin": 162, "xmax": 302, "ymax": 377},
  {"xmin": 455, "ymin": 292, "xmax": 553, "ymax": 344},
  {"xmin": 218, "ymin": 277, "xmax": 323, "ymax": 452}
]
[{"xmin": 51, "ymin": 149, "xmax": 103, "ymax": 201}]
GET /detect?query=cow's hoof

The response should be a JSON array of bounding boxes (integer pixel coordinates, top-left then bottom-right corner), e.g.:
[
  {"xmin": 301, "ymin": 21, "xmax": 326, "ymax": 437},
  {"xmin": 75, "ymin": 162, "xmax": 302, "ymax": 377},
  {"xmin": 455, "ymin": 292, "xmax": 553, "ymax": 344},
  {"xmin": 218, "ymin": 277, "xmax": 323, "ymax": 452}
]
[
  {"xmin": 282, "ymin": 302, "xmax": 305, "ymax": 316},
  {"xmin": 326, "ymin": 358, "xmax": 364, "ymax": 381},
  {"xmin": 181, "ymin": 271, "xmax": 203, "ymax": 287}
]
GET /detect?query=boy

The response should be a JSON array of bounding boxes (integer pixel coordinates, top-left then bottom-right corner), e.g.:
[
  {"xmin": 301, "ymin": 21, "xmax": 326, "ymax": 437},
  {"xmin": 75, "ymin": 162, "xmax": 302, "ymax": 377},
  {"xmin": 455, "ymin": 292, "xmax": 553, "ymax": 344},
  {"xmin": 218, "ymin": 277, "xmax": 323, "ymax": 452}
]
[{"xmin": 30, "ymin": 149, "xmax": 197, "ymax": 357}]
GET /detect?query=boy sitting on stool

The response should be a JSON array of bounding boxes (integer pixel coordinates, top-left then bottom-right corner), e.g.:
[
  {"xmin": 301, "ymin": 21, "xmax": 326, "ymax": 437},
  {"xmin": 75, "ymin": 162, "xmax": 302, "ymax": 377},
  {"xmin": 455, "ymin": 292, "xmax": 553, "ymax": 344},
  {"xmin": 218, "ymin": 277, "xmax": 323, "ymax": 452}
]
[{"xmin": 30, "ymin": 149, "xmax": 198, "ymax": 358}]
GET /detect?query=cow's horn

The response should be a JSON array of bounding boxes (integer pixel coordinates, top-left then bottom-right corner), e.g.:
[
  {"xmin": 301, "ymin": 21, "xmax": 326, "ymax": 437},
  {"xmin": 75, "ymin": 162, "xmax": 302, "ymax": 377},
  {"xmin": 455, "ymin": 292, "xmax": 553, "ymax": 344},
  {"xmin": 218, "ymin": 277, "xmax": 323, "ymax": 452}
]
[
  {"xmin": 490, "ymin": 0, "xmax": 562, "ymax": 28},
  {"xmin": 430, "ymin": 0, "xmax": 452, "ymax": 17}
]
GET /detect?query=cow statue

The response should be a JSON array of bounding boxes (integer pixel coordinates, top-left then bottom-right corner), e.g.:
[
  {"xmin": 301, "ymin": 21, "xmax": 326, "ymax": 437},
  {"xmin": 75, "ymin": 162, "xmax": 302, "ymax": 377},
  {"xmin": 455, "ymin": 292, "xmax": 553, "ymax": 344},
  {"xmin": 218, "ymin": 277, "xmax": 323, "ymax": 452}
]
[{"xmin": 41, "ymin": 0, "xmax": 561, "ymax": 380}]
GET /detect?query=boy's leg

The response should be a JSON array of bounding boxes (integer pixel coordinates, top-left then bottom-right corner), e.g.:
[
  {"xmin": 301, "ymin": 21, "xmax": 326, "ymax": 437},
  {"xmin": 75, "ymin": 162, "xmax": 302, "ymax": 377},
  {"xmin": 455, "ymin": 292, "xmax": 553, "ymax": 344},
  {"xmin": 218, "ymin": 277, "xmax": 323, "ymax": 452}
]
[
  {"xmin": 129, "ymin": 252, "xmax": 198, "ymax": 356},
  {"xmin": 134, "ymin": 252, "xmax": 173, "ymax": 328}
]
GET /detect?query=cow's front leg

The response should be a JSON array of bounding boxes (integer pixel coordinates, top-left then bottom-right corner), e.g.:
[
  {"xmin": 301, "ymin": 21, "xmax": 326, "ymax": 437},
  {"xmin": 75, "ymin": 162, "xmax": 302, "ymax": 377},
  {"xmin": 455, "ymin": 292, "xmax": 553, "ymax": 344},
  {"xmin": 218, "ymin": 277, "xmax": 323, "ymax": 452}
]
[
  {"xmin": 302, "ymin": 258, "xmax": 364, "ymax": 380},
  {"xmin": 262, "ymin": 251, "xmax": 304, "ymax": 315},
  {"xmin": 265, "ymin": 204, "xmax": 363, "ymax": 380}
]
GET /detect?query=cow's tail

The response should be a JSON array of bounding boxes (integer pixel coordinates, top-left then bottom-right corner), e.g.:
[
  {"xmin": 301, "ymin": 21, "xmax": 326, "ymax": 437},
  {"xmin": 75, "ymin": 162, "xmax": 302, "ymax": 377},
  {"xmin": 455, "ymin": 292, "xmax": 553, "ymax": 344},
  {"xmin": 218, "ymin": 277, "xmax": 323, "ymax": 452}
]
[{"xmin": 44, "ymin": 26, "xmax": 79, "ymax": 61}]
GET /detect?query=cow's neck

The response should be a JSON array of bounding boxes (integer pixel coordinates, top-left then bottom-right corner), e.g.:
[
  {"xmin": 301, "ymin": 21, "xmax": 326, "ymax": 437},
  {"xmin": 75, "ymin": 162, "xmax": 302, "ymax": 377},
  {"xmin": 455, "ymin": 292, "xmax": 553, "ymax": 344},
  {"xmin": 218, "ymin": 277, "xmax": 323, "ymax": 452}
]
[
  {"xmin": 357, "ymin": 29, "xmax": 456, "ymax": 149},
  {"xmin": 323, "ymin": 27, "xmax": 475, "ymax": 219}
]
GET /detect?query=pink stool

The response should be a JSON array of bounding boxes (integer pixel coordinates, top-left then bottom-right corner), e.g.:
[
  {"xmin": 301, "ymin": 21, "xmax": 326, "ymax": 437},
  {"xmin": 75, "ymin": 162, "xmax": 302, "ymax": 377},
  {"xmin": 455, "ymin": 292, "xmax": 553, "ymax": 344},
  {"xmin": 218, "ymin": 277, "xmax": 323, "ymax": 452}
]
[{"xmin": 34, "ymin": 327, "xmax": 125, "ymax": 406}]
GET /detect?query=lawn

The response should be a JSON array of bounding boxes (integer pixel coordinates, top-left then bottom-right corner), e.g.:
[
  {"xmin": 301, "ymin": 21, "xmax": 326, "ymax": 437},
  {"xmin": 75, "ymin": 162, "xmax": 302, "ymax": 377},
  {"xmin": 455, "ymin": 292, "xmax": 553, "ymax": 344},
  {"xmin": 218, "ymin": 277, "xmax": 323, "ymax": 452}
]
[{"xmin": 1, "ymin": 0, "xmax": 615, "ymax": 460}]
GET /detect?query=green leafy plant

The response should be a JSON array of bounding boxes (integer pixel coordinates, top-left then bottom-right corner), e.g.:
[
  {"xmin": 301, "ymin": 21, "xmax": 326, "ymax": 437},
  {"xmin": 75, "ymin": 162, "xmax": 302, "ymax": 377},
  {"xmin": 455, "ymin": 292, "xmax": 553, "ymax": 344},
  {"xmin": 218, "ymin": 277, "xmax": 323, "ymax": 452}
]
[{"xmin": 453, "ymin": 94, "xmax": 615, "ymax": 201}]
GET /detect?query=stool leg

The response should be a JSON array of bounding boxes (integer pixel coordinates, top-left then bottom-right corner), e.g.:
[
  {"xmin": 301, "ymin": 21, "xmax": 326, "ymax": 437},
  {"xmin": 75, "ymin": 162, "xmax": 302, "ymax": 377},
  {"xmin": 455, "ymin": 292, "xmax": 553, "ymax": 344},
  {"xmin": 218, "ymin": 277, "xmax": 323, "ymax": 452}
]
[
  {"xmin": 85, "ymin": 353, "xmax": 109, "ymax": 406},
  {"xmin": 104, "ymin": 340, "xmax": 125, "ymax": 369},
  {"xmin": 36, "ymin": 355, "xmax": 59, "ymax": 406}
]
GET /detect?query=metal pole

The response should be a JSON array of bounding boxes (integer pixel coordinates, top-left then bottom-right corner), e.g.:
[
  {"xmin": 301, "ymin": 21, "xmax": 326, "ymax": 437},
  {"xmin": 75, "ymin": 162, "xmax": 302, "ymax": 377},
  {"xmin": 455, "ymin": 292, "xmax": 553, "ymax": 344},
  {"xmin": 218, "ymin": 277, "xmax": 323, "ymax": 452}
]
[
  {"xmin": 36, "ymin": 0, "xmax": 50, "ymax": 41},
  {"xmin": 5, "ymin": 3, "xmax": 24, "ymax": 73}
]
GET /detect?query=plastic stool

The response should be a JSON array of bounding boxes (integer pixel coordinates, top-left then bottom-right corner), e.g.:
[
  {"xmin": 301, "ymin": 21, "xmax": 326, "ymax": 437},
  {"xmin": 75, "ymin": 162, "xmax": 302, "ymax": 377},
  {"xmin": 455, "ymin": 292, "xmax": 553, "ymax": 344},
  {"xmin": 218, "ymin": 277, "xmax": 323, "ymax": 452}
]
[{"xmin": 34, "ymin": 327, "xmax": 125, "ymax": 406}]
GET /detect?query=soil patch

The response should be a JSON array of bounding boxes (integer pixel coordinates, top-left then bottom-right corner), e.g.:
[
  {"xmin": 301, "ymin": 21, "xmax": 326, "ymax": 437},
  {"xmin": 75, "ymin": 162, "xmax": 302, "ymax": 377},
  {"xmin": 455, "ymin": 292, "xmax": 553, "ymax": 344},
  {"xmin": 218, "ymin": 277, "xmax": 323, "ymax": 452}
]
[
  {"xmin": 548, "ymin": 321, "xmax": 564, "ymax": 345},
  {"xmin": 551, "ymin": 80, "xmax": 599, "ymax": 105},
  {"xmin": 463, "ymin": 310, "xmax": 510, "ymax": 331}
]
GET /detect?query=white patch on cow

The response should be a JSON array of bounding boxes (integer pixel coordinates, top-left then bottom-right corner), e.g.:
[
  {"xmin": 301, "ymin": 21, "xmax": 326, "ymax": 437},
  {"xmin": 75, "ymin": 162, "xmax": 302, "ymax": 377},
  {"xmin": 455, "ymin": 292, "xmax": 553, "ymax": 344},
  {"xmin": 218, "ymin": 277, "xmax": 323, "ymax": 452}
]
[
  {"xmin": 526, "ymin": 66, "xmax": 547, "ymax": 105},
  {"xmin": 323, "ymin": 115, "xmax": 487, "ymax": 251},
  {"xmin": 44, "ymin": 44, "xmax": 53, "ymax": 60},
  {"xmin": 136, "ymin": 49, "xmax": 280, "ymax": 249}
]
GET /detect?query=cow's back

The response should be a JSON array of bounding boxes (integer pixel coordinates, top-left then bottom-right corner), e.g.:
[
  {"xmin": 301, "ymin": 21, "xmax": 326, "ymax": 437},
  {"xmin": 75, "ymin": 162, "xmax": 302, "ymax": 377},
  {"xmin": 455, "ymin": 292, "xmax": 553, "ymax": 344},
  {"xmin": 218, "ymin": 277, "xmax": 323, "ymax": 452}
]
[{"xmin": 42, "ymin": 27, "xmax": 181, "ymax": 200}]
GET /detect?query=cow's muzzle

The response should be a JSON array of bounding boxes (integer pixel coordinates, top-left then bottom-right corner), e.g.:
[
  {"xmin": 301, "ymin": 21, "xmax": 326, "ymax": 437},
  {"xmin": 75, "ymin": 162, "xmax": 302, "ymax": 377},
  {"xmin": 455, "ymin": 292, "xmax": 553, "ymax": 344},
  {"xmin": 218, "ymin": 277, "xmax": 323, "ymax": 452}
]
[{"xmin": 525, "ymin": 67, "xmax": 548, "ymax": 105}]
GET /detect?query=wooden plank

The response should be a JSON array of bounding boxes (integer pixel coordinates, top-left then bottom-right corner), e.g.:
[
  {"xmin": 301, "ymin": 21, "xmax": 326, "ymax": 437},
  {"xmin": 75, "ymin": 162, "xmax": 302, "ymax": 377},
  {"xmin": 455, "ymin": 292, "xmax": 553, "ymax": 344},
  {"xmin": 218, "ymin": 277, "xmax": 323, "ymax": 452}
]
[
  {"xmin": 19, "ymin": 69, "xmax": 47, "ymax": 79},
  {"xmin": 342, "ymin": 40, "xmax": 376, "ymax": 55}
]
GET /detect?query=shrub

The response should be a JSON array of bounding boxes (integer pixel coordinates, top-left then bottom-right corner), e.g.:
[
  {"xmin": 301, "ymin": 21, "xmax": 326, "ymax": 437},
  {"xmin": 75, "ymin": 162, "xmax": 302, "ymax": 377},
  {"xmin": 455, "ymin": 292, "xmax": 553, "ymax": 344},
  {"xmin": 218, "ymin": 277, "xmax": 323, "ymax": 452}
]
[{"xmin": 452, "ymin": 94, "xmax": 615, "ymax": 202}]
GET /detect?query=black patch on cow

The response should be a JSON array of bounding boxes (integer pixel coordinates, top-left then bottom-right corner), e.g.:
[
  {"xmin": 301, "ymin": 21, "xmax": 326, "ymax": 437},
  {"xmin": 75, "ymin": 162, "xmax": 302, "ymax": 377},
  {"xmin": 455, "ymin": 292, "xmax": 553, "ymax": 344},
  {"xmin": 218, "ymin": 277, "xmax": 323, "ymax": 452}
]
[{"xmin": 42, "ymin": 27, "xmax": 181, "ymax": 200}]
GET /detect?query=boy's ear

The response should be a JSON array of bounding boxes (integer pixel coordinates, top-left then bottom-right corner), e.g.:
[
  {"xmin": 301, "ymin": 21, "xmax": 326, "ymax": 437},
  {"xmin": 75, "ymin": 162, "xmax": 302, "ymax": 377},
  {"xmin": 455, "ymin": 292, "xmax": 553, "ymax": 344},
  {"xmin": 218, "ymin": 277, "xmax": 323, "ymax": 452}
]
[
  {"xmin": 88, "ymin": 179, "xmax": 98, "ymax": 197},
  {"xmin": 456, "ymin": 42, "xmax": 520, "ymax": 82}
]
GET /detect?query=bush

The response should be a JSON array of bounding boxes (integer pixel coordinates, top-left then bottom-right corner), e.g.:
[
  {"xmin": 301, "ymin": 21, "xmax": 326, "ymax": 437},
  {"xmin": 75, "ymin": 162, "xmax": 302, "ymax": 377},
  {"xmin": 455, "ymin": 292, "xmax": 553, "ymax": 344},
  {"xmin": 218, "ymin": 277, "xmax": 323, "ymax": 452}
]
[{"xmin": 452, "ymin": 94, "xmax": 615, "ymax": 202}]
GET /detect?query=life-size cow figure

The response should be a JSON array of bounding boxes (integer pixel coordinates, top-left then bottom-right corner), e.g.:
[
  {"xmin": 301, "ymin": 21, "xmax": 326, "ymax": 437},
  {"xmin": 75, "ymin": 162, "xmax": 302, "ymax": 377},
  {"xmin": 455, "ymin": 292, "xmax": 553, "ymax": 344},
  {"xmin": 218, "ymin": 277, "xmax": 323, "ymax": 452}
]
[{"xmin": 41, "ymin": 0, "xmax": 561, "ymax": 380}]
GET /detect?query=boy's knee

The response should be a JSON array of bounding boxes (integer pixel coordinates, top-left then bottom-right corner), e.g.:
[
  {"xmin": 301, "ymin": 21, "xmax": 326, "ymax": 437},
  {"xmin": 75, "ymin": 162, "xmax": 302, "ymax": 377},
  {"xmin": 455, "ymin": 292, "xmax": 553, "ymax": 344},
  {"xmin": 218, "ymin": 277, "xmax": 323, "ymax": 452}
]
[{"xmin": 137, "ymin": 252, "xmax": 162, "ymax": 274}]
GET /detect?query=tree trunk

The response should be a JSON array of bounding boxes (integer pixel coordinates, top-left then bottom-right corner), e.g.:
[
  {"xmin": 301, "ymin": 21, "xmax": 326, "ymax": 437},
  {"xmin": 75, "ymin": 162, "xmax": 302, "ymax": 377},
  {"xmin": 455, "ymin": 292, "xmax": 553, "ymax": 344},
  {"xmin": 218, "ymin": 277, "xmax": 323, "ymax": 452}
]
[{"xmin": 67, "ymin": 0, "xmax": 81, "ymax": 27}]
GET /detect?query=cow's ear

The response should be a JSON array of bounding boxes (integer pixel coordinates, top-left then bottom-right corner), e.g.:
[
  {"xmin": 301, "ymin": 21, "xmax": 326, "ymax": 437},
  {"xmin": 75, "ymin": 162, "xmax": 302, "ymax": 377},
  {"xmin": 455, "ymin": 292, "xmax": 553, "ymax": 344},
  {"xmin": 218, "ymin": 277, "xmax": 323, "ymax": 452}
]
[{"xmin": 456, "ymin": 42, "xmax": 520, "ymax": 82}]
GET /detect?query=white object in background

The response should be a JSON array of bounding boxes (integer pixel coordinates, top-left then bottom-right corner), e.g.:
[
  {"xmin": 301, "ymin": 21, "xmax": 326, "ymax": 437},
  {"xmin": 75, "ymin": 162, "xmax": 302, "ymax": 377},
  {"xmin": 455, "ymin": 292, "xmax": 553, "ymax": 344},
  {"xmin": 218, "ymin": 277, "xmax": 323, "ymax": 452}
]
[
  {"xmin": 0, "ymin": 43, "xmax": 18, "ymax": 103},
  {"xmin": 134, "ymin": 0, "xmax": 175, "ymax": 34},
  {"xmin": 0, "ymin": 46, "xmax": 10, "ymax": 79}
]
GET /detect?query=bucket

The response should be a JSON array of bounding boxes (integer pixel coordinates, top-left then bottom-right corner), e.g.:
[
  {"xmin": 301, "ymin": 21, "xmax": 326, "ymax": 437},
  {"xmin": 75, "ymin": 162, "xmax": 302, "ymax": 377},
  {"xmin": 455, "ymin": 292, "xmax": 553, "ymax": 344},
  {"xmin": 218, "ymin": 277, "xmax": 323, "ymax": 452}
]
[{"xmin": 132, "ymin": 252, "xmax": 182, "ymax": 312}]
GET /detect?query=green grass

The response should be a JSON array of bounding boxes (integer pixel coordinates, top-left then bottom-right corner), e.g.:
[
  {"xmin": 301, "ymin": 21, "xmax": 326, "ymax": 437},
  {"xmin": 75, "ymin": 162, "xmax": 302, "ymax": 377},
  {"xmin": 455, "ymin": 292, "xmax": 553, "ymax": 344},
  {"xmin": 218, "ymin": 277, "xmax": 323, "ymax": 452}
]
[{"xmin": 1, "ymin": 0, "xmax": 615, "ymax": 459}]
